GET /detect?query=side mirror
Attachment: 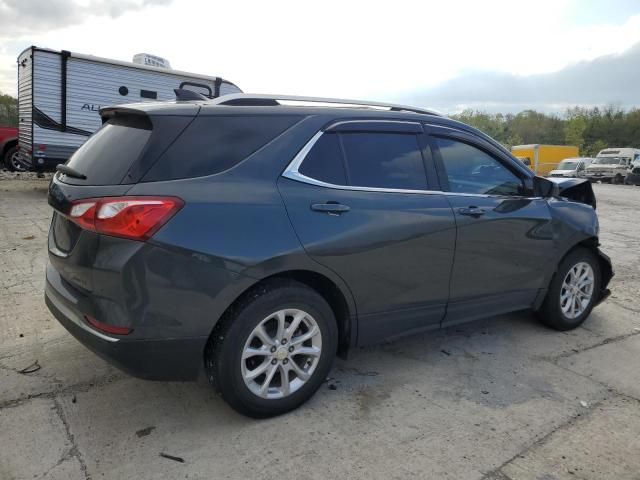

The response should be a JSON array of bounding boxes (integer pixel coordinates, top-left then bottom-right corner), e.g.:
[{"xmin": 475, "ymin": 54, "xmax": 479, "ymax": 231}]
[{"xmin": 533, "ymin": 176, "xmax": 559, "ymax": 198}]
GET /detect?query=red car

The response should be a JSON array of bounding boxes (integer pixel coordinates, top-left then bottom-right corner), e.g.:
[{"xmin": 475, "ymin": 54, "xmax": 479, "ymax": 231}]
[{"xmin": 0, "ymin": 126, "xmax": 21, "ymax": 171}]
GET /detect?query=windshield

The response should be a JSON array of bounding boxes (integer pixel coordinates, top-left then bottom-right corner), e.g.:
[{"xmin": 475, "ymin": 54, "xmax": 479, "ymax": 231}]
[
  {"xmin": 593, "ymin": 157, "xmax": 626, "ymax": 165},
  {"xmin": 557, "ymin": 160, "xmax": 579, "ymax": 170}
]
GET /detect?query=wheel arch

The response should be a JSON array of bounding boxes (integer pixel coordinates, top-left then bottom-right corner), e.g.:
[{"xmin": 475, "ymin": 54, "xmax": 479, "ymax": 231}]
[
  {"xmin": 2, "ymin": 138, "xmax": 17, "ymax": 156},
  {"xmin": 576, "ymin": 237, "xmax": 613, "ymax": 293},
  {"xmin": 208, "ymin": 268, "xmax": 357, "ymax": 360},
  {"xmin": 536, "ymin": 236, "xmax": 613, "ymax": 310}
]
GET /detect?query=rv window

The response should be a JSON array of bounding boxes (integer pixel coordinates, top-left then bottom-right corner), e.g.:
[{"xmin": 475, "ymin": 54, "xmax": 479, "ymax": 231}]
[{"xmin": 140, "ymin": 90, "xmax": 158, "ymax": 99}]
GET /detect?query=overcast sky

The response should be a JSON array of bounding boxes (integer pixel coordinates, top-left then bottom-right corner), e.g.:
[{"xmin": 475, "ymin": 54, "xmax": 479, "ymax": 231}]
[{"xmin": 1, "ymin": 0, "xmax": 639, "ymax": 113}]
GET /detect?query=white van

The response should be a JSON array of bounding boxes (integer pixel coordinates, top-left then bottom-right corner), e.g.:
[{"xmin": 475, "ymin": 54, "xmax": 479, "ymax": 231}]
[
  {"xmin": 585, "ymin": 148, "xmax": 640, "ymax": 183},
  {"xmin": 547, "ymin": 157, "xmax": 595, "ymax": 178}
]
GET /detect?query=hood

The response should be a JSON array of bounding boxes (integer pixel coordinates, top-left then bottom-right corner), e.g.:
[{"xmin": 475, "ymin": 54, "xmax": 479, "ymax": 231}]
[
  {"xmin": 547, "ymin": 177, "xmax": 596, "ymax": 209},
  {"xmin": 549, "ymin": 169, "xmax": 575, "ymax": 175}
]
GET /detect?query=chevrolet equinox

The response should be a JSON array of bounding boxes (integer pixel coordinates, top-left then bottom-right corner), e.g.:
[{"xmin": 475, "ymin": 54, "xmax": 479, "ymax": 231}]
[{"xmin": 45, "ymin": 93, "xmax": 612, "ymax": 417}]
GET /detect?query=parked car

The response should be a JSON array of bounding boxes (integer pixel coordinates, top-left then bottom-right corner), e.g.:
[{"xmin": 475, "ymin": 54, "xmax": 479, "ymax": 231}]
[
  {"xmin": 547, "ymin": 157, "xmax": 595, "ymax": 178},
  {"xmin": 0, "ymin": 126, "xmax": 21, "ymax": 171},
  {"xmin": 585, "ymin": 148, "xmax": 640, "ymax": 183},
  {"xmin": 625, "ymin": 161, "xmax": 640, "ymax": 186},
  {"xmin": 45, "ymin": 93, "xmax": 613, "ymax": 418}
]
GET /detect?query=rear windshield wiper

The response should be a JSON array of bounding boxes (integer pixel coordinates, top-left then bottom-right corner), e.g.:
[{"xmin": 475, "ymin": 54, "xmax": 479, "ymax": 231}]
[{"xmin": 56, "ymin": 164, "xmax": 87, "ymax": 180}]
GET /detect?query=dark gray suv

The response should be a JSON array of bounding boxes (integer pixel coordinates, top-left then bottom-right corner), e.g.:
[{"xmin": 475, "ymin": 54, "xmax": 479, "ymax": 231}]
[{"xmin": 45, "ymin": 93, "xmax": 612, "ymax": 417}]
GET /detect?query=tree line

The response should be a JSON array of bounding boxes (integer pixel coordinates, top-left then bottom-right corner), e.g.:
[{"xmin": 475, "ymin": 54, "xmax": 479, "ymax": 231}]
[
  {"xmin": 452, "ymin": 106, "xmax": 640, "ymax": 156},
  {"xmin": 0, "ymin": 93, "xmax": 18, "ymax": 127}
]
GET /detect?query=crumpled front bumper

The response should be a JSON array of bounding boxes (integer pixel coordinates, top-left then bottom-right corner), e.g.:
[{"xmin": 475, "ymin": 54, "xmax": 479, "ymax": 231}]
[{"xmin": 594, "ymin": 249, "xmax": 614, "ymax": 307}]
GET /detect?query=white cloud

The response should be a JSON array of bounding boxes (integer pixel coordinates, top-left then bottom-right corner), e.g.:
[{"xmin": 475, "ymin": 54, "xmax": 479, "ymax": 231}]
[
  {"xmin": 399, "ymin": 41, "xmax": 640, "ymax": 113},
  {"xmin": 1, "ymin": 0, "xmax": 639, "ymax": 108}
]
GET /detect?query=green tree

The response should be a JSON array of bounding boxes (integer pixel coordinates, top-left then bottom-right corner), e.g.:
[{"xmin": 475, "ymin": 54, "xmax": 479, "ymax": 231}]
[
  {"xmin": 0, "ymin": 93, "xmax": 18, "ymax": 127},
  {"xmin": 449, "ymin": 106, "xmax": 639, "ymax": 155},
  {"xmin": 564, "ymin": 115, "xmax": 587, "ymax": 150},
  {"xmin": 585, "ymin": 139, "xmax": 608, "ymax": 157},
  {"xmin": 503, "ymin": 133, "xmax": 523, "ymax": 150}
]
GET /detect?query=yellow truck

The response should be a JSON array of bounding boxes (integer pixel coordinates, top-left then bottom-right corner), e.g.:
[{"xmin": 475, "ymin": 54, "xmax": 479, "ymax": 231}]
[{"xmin": 511, "ymin": 144, "xmax": 579, "ymax": 176}]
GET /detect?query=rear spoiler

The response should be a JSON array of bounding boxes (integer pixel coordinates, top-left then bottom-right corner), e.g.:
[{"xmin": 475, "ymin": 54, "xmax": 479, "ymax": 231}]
[{"xmin": 99, "ymin": 102, "xmax": 201, "ymax": 120}]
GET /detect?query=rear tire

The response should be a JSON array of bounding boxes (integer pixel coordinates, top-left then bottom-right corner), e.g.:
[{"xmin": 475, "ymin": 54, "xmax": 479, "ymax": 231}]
[
  {"xmin": 537, "ymin": 248, "xmax": 601, "ymax": 331},
  {"xmin": 205, "ymin": 279, "xmax": 338, "ymax": 418}
]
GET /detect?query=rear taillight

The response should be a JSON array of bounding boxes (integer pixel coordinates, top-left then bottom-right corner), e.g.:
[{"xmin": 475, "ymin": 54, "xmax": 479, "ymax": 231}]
[{"xmin": 68, "ymin": 196, "xmax": 183, "ymax": 241}]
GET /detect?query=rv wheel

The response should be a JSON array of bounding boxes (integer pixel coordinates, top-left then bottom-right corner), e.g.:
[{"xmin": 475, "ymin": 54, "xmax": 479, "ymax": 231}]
[{"xmin": 3, "ymin": 146, "xmax": 26, "ymax": 172}]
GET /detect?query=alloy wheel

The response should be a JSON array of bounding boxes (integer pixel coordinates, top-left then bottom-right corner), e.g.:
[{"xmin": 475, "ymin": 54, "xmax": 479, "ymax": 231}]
[
  {"xmin": 560, "ymin": 262, "xmax": 594, "ymax": 319},
  {"xmin": 241, "ymin": 309, "xmax": 322, "ymax": 399}
]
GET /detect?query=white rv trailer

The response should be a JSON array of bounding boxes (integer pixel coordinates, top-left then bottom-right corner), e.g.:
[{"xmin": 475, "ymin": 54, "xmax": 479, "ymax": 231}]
[{"xmin": 17, "ymin": 46, "xmax": 242, "ymax": 169}]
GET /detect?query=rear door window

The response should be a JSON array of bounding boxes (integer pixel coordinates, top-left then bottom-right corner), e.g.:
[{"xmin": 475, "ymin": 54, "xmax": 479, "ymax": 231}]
[
  {"xmin": 61, "ymin": 115, "xmax": 152, "ymax": 185},
  {"xmin": 340, "ymin": 132, "xmax": 427, "ymax": 190},
  {"xmin": 143, "ymin": 115, "xmax": 301, "ymax": 181}
]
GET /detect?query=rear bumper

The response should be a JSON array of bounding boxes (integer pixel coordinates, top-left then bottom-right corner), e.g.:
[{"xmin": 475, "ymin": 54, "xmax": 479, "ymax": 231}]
[{"xmin": 45, "ymin": 267, "xmax": 207, "ymax": 381}]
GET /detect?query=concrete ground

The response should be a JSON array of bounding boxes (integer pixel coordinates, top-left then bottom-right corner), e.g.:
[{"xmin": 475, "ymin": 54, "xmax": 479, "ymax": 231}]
[{"xmin": 1, "ymin": 174, "xmax": 639, "ymax": 480}]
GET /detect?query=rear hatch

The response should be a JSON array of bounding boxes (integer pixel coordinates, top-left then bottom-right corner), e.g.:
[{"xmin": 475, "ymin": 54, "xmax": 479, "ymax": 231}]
[
  {"xmin": 48, "ymin": 105, "xmax": 197, "ymax": 291},
  {"xmin": 48, "ymin": 103, "xmax": 303, "ymax": 293}
]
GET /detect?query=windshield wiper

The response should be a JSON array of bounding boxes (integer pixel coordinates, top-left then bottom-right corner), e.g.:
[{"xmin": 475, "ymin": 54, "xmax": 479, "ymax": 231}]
[{"xmin": 56, "ymin": 164, "xmax": 87, "ymax": 180}]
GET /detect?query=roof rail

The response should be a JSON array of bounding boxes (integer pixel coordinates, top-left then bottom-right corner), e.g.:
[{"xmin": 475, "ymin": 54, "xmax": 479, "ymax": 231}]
[{"xmin": 211, "ymin": 93, "xmax": 440, "ymax": 116}]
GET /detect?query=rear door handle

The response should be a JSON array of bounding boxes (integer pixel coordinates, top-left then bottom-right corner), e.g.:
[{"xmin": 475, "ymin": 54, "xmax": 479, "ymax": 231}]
[
  {"xmin": 458, "ymin": 206, "xmax": 486, "ymax": 217},
  {"xmin": 311, "ymin": 202, "xmax": 350, "ymax": 215}
]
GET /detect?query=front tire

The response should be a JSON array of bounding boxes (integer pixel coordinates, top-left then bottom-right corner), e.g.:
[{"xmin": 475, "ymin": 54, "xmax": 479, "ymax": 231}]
[
  {"xmin": 205, "ymin": 279, "xmax": 338, "ymax": 418},
  {"xmin": 537, "ymin": 248, "xmax": 601, "ymax": 331}
]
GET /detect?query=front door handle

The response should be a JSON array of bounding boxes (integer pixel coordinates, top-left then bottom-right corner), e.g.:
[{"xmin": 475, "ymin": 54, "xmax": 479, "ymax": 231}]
[
  {"xmin": 458, "ymin": 206, "xmax": 486, "ymax": 217},
  {"xmin": 311, "ymin": 202, "xmax": 350, "ymax": 215}
]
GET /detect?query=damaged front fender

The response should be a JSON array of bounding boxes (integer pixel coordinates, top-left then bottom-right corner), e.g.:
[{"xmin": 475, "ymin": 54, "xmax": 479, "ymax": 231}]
[{"xmin": 545, "ymin": 192, "xmax": 613, "ymax": 305}]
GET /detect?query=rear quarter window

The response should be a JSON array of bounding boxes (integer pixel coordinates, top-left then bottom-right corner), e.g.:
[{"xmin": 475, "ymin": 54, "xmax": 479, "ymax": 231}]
[
  {"xmin": 298, "ymin": 133, "xmax": 347, "ymax": 185},
  {"xmin": 143, "ymin": 115, "xmax": 302, "ymax": 181}
]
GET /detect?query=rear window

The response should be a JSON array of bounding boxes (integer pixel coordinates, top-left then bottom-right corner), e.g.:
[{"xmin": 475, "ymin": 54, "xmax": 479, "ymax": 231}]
[
  {"xmin": 62, "ymin": 116, "xmax": 151, "ymax": 185},
  {"xmin": 143, "ymin": 115, "xmax": 301, "ymax": 181}
]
